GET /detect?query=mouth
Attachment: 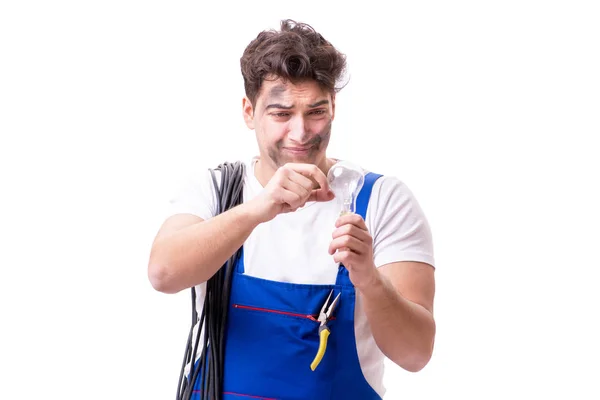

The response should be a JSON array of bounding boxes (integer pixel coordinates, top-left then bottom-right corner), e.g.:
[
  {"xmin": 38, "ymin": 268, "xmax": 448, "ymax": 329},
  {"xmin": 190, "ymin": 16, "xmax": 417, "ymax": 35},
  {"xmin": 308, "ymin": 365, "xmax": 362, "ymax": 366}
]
[{"xmin": 282, "ymin": 145, "xmax": 315, "ymax": 154}]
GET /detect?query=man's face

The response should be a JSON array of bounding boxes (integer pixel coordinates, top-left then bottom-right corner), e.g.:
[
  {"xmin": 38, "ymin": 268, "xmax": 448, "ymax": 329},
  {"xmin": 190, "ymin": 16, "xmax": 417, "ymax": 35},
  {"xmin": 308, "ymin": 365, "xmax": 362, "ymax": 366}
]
[{"xmin": 243, "ymin": 77, "xmax": 335, "ymax": 170}]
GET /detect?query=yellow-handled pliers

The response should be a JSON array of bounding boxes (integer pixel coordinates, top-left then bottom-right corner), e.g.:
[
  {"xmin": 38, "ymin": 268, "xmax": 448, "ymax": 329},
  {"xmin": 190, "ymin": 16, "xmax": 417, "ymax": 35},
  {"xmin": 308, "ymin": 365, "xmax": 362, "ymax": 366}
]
[{"xmin": 310, "ymin": 289, "xmax": 341, "ymax": 371}]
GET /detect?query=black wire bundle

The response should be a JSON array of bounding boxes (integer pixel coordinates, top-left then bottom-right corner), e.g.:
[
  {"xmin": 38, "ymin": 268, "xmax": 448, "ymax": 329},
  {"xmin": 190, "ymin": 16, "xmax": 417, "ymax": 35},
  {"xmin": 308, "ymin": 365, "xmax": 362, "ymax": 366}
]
[{"xmin": 176, "ymin": 161, "xmax": 246, "ymax": 400}]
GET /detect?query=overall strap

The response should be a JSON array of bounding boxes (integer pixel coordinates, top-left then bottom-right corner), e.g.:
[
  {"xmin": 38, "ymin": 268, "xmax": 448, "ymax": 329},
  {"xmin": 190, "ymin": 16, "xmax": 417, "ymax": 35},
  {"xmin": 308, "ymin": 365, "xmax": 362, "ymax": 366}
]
[
  {"xmin": 336, "ymin": 171, "xmax": 383, "ymax": 287},
  {"xmin": 234, "ymin": 247, "xmax": 245, "ymax": 274},
  {"xmin": 356, "ymin": 172, "xmax": 382, "ymax": 220}
]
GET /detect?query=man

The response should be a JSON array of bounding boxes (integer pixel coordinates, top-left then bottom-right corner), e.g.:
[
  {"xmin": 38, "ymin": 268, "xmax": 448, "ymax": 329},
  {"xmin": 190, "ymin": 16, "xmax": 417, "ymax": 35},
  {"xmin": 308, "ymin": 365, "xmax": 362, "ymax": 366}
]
[{"xmin": 148, "ymin": 19, "xmax": 436, "ymax": 400}]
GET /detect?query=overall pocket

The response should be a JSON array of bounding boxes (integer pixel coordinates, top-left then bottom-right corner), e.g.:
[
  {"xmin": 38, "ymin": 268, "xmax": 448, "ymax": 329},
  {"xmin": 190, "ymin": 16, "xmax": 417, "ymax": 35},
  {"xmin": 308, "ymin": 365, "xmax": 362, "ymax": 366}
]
[{"xmin": 224, "ymin": 301, "xmax": 337, "ymax": 400}]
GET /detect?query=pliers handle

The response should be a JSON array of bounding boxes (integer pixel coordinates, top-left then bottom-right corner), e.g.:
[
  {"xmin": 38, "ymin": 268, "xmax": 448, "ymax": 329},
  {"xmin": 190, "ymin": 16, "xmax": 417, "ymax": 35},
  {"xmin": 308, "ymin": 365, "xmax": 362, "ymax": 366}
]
[{"xmin": 310, "ymin": 290, "xmax": 340, "ymax": 371}]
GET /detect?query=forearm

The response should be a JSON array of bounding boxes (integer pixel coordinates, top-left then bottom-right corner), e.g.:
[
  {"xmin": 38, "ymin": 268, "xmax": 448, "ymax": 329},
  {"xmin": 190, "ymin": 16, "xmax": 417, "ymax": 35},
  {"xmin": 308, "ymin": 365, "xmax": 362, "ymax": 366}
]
[
  {"xmin": 358, "ymin": 271, "xmax": 436, "ymax": 372},
  {"xmin": 148, "ymin": 202, "xmax": 261, "ymax": 294}
]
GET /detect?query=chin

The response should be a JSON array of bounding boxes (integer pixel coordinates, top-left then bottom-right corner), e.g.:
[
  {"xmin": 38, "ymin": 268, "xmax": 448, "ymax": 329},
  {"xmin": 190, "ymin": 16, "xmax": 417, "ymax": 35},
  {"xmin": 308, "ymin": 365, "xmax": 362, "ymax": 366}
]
[
  {"xmin": 269, "ymin": 146, "xmax": 325, "ymax": 168},
  {"xmin": 282, "ymin": 154, "xmax": 320, "ymax": 166}
]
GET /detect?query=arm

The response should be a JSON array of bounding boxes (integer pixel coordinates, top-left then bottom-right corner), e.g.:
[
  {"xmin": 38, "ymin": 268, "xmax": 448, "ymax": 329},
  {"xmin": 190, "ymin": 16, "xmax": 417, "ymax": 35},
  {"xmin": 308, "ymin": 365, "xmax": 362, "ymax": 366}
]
[
  {"xmin": 328, "ymin": 175, "xmax": 436, "ymax": 371},
  {"xmin": 358, "ymin": 261, "xmax": 435, "ymax": 372},
  {"xmin": 148, "ymin": 203, "xmax": 263, "ymax": 294},
  {"xmin": 148, "ymin": 163, "xmax": 334, "ymax": 294}
]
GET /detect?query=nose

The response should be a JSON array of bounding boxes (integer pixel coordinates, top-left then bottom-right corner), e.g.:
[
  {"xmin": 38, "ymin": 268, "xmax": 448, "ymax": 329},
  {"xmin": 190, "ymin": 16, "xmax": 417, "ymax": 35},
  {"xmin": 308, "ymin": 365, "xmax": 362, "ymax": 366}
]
[{"xmin": 287, "ymin": 115, "xmax": 309, "ymax": 143}]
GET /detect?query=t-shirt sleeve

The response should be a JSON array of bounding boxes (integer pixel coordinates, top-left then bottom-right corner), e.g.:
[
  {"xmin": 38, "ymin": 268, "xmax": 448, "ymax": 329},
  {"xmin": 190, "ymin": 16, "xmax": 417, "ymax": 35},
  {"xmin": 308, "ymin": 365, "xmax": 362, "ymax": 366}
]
[
  {"xmin": 367, "ymin": 175, "xmax": 435, "ymax": 269},
  {"xmin": 168, "ymin": 168, "xmax": 221, "ymax": 220}
]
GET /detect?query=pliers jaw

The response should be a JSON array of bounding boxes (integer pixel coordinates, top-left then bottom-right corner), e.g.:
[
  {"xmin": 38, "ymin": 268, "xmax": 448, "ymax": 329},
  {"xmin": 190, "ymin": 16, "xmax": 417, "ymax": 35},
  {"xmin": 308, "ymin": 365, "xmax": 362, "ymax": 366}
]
[{"xmin": 317, "ymin": 289, "xmax": 341, "ymax": 325}]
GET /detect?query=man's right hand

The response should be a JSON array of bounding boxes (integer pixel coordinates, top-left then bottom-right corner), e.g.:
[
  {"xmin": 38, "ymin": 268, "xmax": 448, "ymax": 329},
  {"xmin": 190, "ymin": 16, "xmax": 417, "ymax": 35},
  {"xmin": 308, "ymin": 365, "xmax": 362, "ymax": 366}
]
[{"xmin": 247, "ymin": 163, "xmax": 335, "ymax": 223}]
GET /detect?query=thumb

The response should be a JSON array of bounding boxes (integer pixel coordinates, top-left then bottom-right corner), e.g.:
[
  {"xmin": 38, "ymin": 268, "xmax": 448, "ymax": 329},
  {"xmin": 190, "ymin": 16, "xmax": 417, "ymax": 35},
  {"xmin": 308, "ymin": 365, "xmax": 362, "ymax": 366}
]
[{"xmin": 309, "ymin": 188, "xmax": 335, "ymax": 202}]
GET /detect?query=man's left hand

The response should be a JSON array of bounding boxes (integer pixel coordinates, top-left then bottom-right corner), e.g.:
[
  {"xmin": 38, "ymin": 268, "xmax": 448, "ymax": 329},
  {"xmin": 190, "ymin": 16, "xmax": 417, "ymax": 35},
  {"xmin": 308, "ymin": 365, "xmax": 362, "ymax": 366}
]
[{"xmin": 328, "ymin": 213, "xmax": 379, "ymax": 289}]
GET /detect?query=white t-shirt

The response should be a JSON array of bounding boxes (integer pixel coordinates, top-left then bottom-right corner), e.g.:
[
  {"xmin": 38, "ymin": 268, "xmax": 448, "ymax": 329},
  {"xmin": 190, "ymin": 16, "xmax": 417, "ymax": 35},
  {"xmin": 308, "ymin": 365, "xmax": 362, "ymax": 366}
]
[{"xmin": 169, "ymin": 157, "xmax": 435, "ymax": 398}]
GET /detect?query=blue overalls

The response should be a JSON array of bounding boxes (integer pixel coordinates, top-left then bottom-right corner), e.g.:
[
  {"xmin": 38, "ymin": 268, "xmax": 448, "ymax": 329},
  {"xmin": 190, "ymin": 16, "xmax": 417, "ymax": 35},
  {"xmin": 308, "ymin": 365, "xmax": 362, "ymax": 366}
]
[{"xmin": 192, "ymin": 172, "xmax": 383, "ymax": 400}]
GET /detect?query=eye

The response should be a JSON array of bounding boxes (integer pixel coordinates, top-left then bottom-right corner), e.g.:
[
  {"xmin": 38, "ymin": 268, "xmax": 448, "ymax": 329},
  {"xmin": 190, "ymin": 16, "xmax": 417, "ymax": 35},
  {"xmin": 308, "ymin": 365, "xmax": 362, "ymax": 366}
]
[
  {"xmin": 270, "ymin": 112, "xmax": 290, "ymax": 118},
  {"xmin": 309, "ymin": 109, "xmax": 327, "ymax": 116}
]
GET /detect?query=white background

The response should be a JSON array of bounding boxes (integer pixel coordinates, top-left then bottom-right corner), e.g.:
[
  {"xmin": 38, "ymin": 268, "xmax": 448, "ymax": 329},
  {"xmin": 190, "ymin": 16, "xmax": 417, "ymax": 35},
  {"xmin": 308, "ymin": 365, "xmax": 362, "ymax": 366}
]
[{"xmin": 1, "ymin": 1, "xmax": 599, "ymax": 399}]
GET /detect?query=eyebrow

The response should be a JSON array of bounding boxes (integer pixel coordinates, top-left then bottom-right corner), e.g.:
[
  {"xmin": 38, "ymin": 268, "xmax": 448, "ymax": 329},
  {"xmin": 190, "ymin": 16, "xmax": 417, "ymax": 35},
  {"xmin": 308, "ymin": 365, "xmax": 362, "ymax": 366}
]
[
  {"xmin": 266, "ymin": 103, "xmax": 293, "ymax": 110},
  {"xmin": 307, "ymin": 100, "xmax": 329, "ymax": 108},
  {"xmin": 265, "ymin": 99, "xmax": 329, "ymax": 110}
]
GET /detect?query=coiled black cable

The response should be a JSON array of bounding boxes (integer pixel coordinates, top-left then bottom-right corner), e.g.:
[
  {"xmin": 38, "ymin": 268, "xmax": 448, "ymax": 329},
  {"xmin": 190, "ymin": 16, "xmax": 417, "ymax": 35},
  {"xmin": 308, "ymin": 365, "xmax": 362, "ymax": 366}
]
[{"xmin": 176, "ymin": 161, "xmax": 246, "ymax": 400}]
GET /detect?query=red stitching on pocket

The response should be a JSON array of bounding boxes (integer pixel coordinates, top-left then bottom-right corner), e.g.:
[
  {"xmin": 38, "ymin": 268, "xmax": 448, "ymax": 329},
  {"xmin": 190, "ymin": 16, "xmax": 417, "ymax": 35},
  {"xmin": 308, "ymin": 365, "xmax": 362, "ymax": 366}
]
[
  {"xmin": 233, "ymin": 304, "xmax": 318, "ymax": 321},
  {"xmin": 223, "ymin": 391, "xmax": 277, "ymax": 400},
  {"xmin": 193, "ymin": 390, "xmax": 276, "ymax": 399}
]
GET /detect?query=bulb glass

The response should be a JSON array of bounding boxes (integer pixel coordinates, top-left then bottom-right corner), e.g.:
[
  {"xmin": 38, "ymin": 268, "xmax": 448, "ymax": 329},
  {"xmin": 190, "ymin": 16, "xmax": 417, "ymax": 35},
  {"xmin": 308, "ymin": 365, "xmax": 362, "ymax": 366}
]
[{"xmin": 327, "ymin": 160, "xmax": 365, "ymax": 215}]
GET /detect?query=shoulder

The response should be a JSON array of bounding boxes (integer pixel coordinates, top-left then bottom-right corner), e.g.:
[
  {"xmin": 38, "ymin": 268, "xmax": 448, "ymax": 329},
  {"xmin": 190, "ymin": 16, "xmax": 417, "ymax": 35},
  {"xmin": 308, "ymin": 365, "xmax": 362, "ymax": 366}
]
[
  {"xmin": 168, "ymin": 165, "xmax": 219, "ymax": 220},
  {"xmin": 363, "ymin": 171, "xmax": 418, "ymax": 213},
  {"xmin": 168, "ymin": 158, "xmax": 255, "ymax": 220},
  {"xmin": 370, "ymin": 173, "xmax": 409, "ymax": 194},
  {"xmin": 175, "ymin": 159, "xmax": 252, "ymax": 196},
  {"xmin": 360, "ymin": 169, "xmax": 435, "ymax": 267}
]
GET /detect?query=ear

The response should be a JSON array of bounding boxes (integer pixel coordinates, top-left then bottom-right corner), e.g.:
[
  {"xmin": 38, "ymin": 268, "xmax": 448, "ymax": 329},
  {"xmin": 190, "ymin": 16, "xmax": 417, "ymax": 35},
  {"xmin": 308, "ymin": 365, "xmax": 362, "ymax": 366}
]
[
  {"xmin": 242, "ymin": 97, "xmax": 255, "ymax": 129},
  {"xmin": 330, "ymin": 93, "xmax": 336, "ymax": 121}
]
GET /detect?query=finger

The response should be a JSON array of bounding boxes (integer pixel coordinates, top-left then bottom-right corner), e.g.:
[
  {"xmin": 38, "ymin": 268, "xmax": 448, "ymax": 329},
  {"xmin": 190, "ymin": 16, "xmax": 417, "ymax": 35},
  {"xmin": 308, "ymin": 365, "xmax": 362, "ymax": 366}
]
[
  {"xmin": 279, "ymin": 188, "xmax": 306, "ymax": 210},
  {"xmin": 281, "ymin": 173, "xmax": 312, "ymax": 198},
  {"xmin": 335, "ymin": 213, "xmax": 368, "ymax": 230},
  {"xmin": 333, "ymin": 249, "xmax": 355, "ymax": 266},
  {"xmin": 287, "ymin": 163, "xmax": 330, "ymax": 193},
  {"xmin": 331, "ymin": 224, "xmax": 372, "ymax": 242},
  {"xmin": 328, "ymin": 235, "xmax": 369, "ymax": 255},
  {"xmin": 308, "ymin": 188, "xmax": 335, "ymax": 202},
  {"xmin": 287, "ymin": 170, "xmax": 316, "ymax": 194}
]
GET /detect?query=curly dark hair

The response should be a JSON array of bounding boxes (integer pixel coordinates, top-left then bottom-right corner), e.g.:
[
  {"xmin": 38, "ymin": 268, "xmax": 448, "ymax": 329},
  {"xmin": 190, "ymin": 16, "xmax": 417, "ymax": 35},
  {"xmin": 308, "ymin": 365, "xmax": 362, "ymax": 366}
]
[{"xmin": 240, "ymin": 19, "xmax": 347, "ymax": 106}]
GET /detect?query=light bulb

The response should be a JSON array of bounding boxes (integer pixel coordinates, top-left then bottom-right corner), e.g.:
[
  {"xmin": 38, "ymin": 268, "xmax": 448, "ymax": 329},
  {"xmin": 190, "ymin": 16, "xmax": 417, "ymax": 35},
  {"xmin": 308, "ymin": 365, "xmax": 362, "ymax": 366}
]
[{"xmin": 327, "ymin": 160, "xmax": 365, "ymax": 216}]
